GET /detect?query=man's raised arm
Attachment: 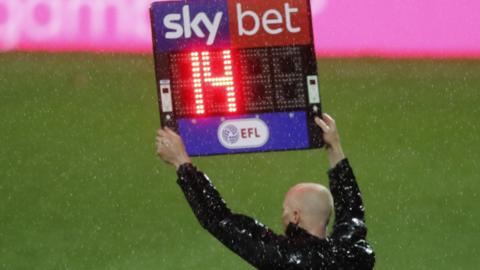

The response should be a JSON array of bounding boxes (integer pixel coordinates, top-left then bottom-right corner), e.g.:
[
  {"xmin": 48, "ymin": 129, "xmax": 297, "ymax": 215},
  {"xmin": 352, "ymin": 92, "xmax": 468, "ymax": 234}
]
[
  {"xmin": 155, "ymin": 128, "xmax": 297, "ymax": 269},
  {"xmin": 315, "ymin": 114, "xmax": 375, "ymax": 269},
  {"xmin": 315, "ymin": 114, "xmax": 364, "ymax": 222}
]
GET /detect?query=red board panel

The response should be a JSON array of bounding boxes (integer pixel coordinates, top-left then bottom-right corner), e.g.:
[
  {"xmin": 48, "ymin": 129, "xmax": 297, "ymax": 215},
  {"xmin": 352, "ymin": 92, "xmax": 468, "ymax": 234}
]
[{"xmin": 228, "ymin": 0, "xmax": 312, "ymax": 48}]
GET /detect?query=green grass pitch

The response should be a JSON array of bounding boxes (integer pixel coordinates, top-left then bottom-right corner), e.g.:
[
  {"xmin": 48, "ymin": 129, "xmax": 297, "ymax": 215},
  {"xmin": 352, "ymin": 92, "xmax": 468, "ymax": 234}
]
[{"xmin": 1, "ymin": 53, "xmax": 479, "ymax": 269}]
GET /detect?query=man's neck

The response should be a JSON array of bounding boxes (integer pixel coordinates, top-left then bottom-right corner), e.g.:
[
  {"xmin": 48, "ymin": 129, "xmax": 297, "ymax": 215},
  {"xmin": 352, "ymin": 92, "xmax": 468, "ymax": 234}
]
[
  {"xmin": 287, "ymin": 223, "xmax": 327, "ymax": 239},
  {"xmin": 307, "ymin": 226, "xmax": 327, "ymax": 239}
]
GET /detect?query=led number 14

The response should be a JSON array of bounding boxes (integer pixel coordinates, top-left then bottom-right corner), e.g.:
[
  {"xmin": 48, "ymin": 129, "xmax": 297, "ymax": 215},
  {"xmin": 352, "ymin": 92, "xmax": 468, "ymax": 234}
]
[{"xmin": 190, "ymin": 50, "xmax": 237, "ymax": 115}]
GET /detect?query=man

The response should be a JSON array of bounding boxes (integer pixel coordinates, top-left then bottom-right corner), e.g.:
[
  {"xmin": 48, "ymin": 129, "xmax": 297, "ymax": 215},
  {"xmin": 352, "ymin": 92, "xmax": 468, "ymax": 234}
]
[{"xmin": 156, "ymin": 113, "xmax": 375, "ymax": 269}]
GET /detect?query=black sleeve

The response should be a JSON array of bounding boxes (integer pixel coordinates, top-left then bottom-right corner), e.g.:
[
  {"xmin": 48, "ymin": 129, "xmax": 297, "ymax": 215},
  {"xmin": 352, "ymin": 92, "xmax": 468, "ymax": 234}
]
[
  {"xmin": 176, "ymin": 164, "xmax": 295, "ymax": 269},
  {"xmin": 328, "ymin": 159, "xmax": 365, "ymax": 223},
  {"xmin": 328, "ymin": 159, "xmax": 375, "ymax": 269}
]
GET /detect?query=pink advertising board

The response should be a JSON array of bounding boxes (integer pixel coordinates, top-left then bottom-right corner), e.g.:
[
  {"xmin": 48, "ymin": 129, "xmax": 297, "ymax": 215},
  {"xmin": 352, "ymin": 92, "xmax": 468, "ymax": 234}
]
[{"xmin": 0, "ymin": 0, "xmax": 479, "ymax": 57}]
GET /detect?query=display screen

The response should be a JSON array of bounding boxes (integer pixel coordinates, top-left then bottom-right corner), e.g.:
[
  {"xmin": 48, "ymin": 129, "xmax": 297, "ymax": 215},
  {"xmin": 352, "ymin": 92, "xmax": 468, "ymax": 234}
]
[
  {"xmin": 169, "ymin": 49, "xmax": 239, "ymax": 116},
  {"xmin": 169, "ymin": 46, "xmax": 314, "ymax": 117}
]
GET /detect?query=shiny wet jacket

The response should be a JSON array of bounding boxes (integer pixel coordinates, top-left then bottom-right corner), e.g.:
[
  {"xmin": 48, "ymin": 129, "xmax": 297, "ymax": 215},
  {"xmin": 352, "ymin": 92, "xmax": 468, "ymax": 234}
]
[{"xmin": 176, "ymin": 159, "xmax": 375, "ymax": 269}]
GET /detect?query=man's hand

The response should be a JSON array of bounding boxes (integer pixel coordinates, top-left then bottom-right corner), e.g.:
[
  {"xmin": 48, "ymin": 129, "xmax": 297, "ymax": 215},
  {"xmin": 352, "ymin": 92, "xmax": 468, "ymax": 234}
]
[
  {"xmin": 156, "ymin": 127, "xmax": 191, "ymax": 169},
  {"xmin": 315, "ymin": 113, "xmax": 346, "ymax": 168}
]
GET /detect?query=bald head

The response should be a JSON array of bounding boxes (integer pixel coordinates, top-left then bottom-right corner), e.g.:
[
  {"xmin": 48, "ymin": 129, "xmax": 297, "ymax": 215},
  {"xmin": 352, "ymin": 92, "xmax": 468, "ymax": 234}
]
[{"xmin": 282, "ymin": 183, "xmax": 334, "ymax": 238}]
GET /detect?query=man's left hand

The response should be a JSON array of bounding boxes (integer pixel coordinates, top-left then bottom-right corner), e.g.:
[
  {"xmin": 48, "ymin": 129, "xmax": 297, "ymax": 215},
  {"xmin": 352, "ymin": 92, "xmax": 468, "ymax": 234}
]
[{"xmin": 156, "ymin": 127, "xmax": 191, "ymax": 169}]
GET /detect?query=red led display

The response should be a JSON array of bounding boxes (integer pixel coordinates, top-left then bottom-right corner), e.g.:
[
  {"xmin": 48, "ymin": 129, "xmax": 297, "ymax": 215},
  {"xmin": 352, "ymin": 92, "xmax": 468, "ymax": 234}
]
[
  {"xmin": 168, "ymin": 49, "xmax": 242, "ymax": 117},
  {"xmin": 167, "ymin": 46, "xmax": 314, "ymax": 117},
  {"xmin": 190, "ymin": 50, "xmax": 237, "ymax": 115}
]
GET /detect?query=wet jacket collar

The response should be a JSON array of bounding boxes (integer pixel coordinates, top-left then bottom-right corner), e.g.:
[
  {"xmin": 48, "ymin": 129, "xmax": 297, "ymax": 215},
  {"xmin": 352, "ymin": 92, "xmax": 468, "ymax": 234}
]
[{"xmin": 285, "ymin": 223, "xmax": 323, "ymax": 240}]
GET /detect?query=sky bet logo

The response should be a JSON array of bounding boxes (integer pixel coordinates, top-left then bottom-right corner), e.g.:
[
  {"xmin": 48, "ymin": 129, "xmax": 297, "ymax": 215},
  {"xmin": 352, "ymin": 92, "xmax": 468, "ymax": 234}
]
[{"xmin": 151, "ymin": 0, "xmax": 312, "ymax": 52}]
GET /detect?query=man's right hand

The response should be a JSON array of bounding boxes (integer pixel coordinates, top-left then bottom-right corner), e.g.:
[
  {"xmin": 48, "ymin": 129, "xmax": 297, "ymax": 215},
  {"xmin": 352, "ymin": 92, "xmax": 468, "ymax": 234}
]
[
  {"xmin": 156, "ymin": 127, "xmax": 192, "ymax": 169},
  {"xmin": 315, "ymin": 113, "xmax": 346, "ymax": 168}
]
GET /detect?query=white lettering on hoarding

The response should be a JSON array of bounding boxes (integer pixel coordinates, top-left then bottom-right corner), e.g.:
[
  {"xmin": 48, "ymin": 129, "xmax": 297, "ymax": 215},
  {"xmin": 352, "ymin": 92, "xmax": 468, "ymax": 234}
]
[
  {"xmin": 0, "ymin": 0, "xmax": 152, "ymax": 51},
  {"xmin": 66, "ymin": 0, "xmax": 129, "ymax": 39},
  {"xmin": 0, "ymin": 0, "xmax": 306, "ymax": 51},
  {"xmin": 24, "ymin": 0, "xmax": 62, "ymax": 41},
  {"xmin": 0, "ymin": 0, "xmax": 18, "ymax": 50}
]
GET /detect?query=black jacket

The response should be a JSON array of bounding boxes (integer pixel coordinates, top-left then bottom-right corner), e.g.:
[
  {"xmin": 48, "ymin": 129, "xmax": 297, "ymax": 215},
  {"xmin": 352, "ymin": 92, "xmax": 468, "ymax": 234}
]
[{"xmin": 176, "ymin": 159, "xmax": 375, "ymax": 269}]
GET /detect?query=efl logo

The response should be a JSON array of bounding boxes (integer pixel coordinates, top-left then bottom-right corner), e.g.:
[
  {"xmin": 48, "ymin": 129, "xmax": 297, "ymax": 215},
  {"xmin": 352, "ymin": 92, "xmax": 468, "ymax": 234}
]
[{"xmin": 218, "ymin": 119, "xmax": 269, "ymax": 149}]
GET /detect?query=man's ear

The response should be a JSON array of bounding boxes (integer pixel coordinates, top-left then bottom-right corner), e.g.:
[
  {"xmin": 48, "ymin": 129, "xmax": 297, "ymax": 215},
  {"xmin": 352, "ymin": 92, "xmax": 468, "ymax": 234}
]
[{"xmin": 293, "ymin": 210, "xmax": 300, "ymax": 225}]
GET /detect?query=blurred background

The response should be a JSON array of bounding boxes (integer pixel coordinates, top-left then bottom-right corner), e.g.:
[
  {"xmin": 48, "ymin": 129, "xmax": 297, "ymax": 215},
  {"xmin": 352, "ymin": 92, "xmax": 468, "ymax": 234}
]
[{"xmin": 1, "ymin": 0, "xmax": 479, "ymax": 269}]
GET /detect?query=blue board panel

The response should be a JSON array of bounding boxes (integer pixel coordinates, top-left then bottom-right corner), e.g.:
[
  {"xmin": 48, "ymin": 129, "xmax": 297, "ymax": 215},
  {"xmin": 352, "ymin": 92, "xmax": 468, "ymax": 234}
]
[
  {"xmin": 179, "ymin": 112, "xmax": 310, "ymax": 156},
  {"xmin": 151, "ymin": 0, "xmax": 230, "ymax": 52}
]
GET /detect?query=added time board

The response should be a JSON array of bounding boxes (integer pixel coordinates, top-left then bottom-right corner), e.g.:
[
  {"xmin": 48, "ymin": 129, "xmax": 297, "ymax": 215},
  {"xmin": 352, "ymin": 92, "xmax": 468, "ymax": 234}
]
[{"xmin": 150, "ymin": 0, "xmax": 323, "ymax": 156}]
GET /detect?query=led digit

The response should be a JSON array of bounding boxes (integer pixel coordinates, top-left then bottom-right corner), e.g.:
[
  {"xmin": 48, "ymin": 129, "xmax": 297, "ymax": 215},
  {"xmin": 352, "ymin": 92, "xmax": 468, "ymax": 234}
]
[
  {"xmin": 190, "ymin": 52, "xmax": 205, "ymax": 114},
  {"xmin": 190, "ymin": 50, "xmax": 237, "ymax": 115}
]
